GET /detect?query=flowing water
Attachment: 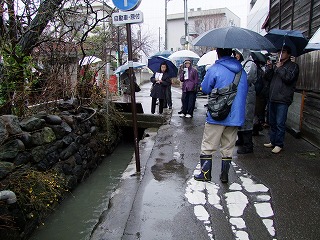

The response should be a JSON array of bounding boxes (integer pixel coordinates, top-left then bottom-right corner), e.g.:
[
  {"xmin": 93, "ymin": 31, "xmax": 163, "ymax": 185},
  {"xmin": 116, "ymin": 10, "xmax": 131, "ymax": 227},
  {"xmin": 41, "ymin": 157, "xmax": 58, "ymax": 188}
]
[{"xmin": 29, "ymin": 141, "xmax": 134, "ymax": 240}]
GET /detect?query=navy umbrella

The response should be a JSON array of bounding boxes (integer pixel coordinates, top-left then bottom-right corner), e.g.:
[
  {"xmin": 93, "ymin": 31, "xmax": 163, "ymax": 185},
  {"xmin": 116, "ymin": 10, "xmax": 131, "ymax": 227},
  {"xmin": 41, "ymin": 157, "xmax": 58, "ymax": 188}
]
[
  {"xmin": 264, "ymin": 29, "xmax": 308, "ymax": 57},
  {"xmin": 148, "ymin": 56, "xmax": 178, "ymax": 78},
  {"xmin": 192, "ymin": 26, "xmax": 275, "ymax": 51}
]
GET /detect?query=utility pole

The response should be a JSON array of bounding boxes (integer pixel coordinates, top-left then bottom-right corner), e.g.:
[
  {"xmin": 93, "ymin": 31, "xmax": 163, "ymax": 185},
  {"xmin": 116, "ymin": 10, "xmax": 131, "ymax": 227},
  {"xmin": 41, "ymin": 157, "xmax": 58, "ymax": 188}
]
[
  {"xmin": 165, "ymin": 0, "xmax": 168, "ymax": 50},
  {"xmin": 126, "ymin": 23, "xmax": 141, "ymax": 173},
  {"xmin": 111, "ymin": 0, "xmax": 143, "ymax": 174},
  {"xmin": 184, "ymin": 0, "xmax": 189, "ymax": 50},
  {"xmin": 159, "ymin": 27, "xmax": 161, "ymax": 51}
]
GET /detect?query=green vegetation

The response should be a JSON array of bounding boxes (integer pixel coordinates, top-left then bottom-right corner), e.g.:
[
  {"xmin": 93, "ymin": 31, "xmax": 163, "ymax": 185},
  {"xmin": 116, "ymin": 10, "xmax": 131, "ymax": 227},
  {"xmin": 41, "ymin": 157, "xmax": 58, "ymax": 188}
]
[
  {"xmin": 5, "ymin": 168, "xmax": 68, "ymax": 221},
  {"xmin": 0, "ymin": 45, "xmax": 36, "ymax": 116}
]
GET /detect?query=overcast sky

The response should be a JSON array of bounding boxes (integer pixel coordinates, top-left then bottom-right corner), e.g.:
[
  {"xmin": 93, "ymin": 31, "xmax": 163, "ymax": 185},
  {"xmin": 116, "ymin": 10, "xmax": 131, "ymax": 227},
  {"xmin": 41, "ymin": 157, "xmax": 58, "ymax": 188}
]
[
  {"xmin": 111, "ymin": 0, "xmax": 250, "ymax": 54},
  {"xmin": 139, "ymin": 0, "xmax": 250, "ymax": 53}
]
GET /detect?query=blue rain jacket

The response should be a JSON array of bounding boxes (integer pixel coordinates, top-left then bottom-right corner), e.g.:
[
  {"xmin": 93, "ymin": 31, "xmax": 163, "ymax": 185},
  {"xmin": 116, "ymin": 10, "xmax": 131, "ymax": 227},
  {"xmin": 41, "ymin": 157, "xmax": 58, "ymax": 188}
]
[{"xmin": 201, "ymin": 56, "xmax": 248, "ymax": 126}]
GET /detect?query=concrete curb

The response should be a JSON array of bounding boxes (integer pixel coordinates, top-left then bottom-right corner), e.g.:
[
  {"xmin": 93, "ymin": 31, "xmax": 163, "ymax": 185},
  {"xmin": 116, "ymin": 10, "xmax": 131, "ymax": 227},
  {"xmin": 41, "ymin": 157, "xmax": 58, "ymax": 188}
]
[{"xmin": 89, "ymin": 128, "xmax": 158, "ymax": 240}]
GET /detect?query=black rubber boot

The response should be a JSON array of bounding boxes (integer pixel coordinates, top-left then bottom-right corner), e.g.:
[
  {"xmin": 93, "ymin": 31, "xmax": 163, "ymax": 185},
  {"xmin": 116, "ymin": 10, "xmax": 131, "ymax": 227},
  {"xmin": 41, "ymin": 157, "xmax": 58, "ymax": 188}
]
[
  {"xmin": 237, "ymin": 130, "xmax": 253, "ymax": 154},
  {"xmin": 220, "ymin": 158, "xmax": 232, "ymax": 183},
  {"xmin": 194, "ymin": 155, "xmax": 212, "ymax": 182},
  {"xmin": 235, "ymin": 131, "xmax": 244, "ymax": 146}
]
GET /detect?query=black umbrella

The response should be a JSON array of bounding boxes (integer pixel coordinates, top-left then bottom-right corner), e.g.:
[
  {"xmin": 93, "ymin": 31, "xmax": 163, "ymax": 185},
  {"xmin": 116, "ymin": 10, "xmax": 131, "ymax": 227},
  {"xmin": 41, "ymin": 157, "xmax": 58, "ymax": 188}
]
[
  {"xmin": 250, "ymin": 51, "xmax": 267, "ymax": 64},
  {"xmin": 192, "ymin": 26, "xmax": 275, "ymax": 51},
  {"xmin": 148, "ymin": 56, "xmax": 178, "ymax": 78},
  {"xmin": 264, "ymin": 29, "xmax": 308, "ymax": 57}
]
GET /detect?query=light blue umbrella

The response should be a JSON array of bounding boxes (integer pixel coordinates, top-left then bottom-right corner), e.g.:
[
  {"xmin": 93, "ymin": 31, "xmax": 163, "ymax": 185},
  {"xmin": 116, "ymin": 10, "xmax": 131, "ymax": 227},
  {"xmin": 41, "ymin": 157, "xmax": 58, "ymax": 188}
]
[
  {"xmin": 168, "ymin": 50, "xmax": 200, "ymax": 60},
  {"xmin": 305, "ymin": 27, "xmax": 320, "ymax": 50},
  {"xmin": 152, "ymin": 50, "xmax": 173, "ymax": 58},
  {"xmin": 114, "ymin": 62, "xmax": 146, "ymax": 74},
  {"xmin": 79, "ymin": 56, "xmax": 102, "ymax": 66}
]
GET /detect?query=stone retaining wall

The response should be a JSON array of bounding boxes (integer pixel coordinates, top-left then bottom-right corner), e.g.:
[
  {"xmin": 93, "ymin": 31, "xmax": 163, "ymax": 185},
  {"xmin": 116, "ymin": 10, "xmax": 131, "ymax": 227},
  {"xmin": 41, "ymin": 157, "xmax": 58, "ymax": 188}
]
[{"xmin": 0, "ymin": 103, "xmax": 122, "ymax": 239}]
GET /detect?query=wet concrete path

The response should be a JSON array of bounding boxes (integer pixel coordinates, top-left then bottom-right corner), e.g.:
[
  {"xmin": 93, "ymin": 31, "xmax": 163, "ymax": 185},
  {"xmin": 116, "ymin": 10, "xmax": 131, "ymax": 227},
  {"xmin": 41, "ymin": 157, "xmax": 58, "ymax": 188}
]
[{"xmin": 90, "ymin": 82, "xmax": 320, "ymax": 240}]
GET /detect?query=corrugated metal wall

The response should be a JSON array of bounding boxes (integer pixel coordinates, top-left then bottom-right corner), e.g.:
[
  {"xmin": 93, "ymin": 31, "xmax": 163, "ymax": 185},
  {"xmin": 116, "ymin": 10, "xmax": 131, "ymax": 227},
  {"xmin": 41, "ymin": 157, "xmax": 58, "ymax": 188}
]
[{"xmin": 268, "ymin": 0, "xmax": 320, "ymax": 147}]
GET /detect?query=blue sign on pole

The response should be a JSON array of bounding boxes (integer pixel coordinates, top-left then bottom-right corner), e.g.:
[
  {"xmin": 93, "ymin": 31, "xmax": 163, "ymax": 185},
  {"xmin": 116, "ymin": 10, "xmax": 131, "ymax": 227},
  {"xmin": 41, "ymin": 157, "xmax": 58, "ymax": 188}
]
[
  {"xmin": 112, "ymin": 0, "xmax": 142, "ymax": 11},
  {"xmin": 123, "ymin": 45, "xmax": 128, "ymax": 54}
]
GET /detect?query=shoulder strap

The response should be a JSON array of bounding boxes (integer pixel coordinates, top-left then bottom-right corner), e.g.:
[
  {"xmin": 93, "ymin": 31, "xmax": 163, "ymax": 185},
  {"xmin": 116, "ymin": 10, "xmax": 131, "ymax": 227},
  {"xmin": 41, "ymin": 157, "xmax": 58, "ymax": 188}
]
[
  {"xmin": 243, "ymin": 59, "xmax": 254, "ymax": 68},
  {"xmin": 233, "ymin": 70, "xmax": 242, "ymax": 86}
]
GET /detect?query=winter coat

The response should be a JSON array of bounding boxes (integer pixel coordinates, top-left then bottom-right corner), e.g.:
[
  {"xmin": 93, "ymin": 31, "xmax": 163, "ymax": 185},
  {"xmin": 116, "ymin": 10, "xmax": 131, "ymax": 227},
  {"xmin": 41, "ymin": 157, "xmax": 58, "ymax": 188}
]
[
  {"xmin": 268, "ymin": 60, "xmax": 299, "ymax": 105},
  {"xmin": 202, "ymin": 56, "xmax": 248, "ymax": 126},
  {"xmin": 260, "ymin": 65, "xmax": 273, "ymax": 99},
  {"xmin": 150, "ymin": 72, "xmax": 171, "ymax": 99},
  {"xmin": 179, "ymin": 65, "xmax": 199, "ymax": 92},
  {"xmin": 120, "ymin": 71, "xmax": 136, "ymax": 94},
  {"xmin": 239, "ymin": 51, "xmax": 257, "ymax": 131}
]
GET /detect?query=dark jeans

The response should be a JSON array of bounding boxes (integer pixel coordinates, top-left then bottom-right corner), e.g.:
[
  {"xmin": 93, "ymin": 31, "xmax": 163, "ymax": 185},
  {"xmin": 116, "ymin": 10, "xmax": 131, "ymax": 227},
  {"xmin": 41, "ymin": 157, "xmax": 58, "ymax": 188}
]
[
  {"xmin": 151, "ymin": 98, "xmax": 164, "ymax": 114},
  {"xmin": 182, "ymin": 91, "xmax": 196, "ymax": 116},
  {"xmin": 179, "ymin": 92, "xmax": 186, "ymax": 111},
  {"xmin": 163, "ymin": 85, "xmax": 172, "ymax": 108},
  {"xmin": 268, "ymin": 102, "xmax": 289, "ymax": 148}
]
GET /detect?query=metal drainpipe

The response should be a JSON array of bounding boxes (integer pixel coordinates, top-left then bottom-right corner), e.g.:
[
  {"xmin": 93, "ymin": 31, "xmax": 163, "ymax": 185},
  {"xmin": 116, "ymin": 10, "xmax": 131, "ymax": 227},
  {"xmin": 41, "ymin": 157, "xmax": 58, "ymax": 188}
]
[{"xmin": 0, "ymin": 190, "xmax": 17, "ymax": 204}]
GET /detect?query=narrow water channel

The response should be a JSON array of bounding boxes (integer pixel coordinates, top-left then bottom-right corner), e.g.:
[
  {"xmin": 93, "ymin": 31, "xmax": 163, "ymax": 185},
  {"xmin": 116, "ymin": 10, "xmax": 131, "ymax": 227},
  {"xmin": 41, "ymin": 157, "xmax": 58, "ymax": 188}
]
[{"xmin": 29, "ymin": 141, "xmax": 134, "ymax": 240}]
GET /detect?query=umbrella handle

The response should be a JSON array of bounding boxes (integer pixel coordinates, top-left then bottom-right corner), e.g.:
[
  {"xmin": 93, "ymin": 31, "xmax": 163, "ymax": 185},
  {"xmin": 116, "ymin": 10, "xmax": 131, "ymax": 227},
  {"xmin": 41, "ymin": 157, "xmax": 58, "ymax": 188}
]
[
  {"xmin": 278, "ymin": 50, "xmax": 282, "ymax": 63},
  {"xmin": 278, "ymin": 34, "xmax": 288, "ymax": 63}
]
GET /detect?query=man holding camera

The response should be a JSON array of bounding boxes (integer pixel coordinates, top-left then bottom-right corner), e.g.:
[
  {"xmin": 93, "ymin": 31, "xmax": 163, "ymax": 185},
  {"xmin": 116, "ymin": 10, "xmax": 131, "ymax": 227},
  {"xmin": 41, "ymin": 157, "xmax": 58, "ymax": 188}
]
[{"xmin": 264, "ymin": 45, "xmax": 299, "ymax": 154}]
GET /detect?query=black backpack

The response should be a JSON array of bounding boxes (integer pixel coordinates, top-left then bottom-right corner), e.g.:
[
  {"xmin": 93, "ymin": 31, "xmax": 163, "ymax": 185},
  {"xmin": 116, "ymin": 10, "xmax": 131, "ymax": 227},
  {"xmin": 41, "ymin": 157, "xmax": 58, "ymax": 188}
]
[{"xmin": 207, "ymin": 71, "xmax": 242, "ymax": 121}]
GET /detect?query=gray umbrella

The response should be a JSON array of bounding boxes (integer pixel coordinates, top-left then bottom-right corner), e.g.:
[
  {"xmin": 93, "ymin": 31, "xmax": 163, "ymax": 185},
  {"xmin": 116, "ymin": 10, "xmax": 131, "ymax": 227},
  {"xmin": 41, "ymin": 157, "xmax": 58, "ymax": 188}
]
[{"xmin": 192, "ymin": 26, "xmax": 275, "ymax": 51}]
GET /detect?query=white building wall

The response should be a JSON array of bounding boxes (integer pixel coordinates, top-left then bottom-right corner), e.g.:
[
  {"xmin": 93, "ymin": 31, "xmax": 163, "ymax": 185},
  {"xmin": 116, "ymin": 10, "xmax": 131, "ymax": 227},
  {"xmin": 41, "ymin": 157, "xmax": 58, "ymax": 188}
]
[
  {"xmin": 167, "ymin": 19, "xmax": 186, "ymax": 51},
  {"xmin": 247, "ymin": 0, "xmax": 269, "ymax": 35},
  {"xmin": 167, "ymin": 8, "xmax": 240, "ymax": 51}
]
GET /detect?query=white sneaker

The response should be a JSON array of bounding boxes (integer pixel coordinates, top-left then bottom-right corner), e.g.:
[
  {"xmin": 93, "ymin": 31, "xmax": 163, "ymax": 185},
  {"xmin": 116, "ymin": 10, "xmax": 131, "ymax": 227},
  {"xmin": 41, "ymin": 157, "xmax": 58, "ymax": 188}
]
[
  {"xmin": 264, "ymin": 143, "xmax": 274, "ymax": 148},
  {"xmin": 272, "ymin": 146, "xmax": 282, "ymax": 154},
  {"xmin": 179, "ymin": 113, "xmax": 185, "ymax": 117},
  {"xmin": 185, "ymin": 114, "xmax": 192, "ymax": 118}
]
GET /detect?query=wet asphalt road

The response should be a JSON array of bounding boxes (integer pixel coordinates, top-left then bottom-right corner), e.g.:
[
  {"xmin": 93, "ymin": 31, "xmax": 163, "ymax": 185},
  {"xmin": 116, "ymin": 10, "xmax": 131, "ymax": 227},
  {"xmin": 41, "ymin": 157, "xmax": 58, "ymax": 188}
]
[{"xmin": 90, "ymin": 82, "xmax": 320, "ymax": 240}]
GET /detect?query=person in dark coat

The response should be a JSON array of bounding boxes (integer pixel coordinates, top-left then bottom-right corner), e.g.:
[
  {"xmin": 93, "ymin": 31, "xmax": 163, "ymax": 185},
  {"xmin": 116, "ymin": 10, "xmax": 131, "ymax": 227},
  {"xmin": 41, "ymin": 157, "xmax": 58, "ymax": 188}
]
[
  {"xmin": 234, "ymin": 49, "xmax": 257, "ymax": 154},
  {"xmin": 253, "ymin": 56, "xmax": 273, "ymax": 133},
  {"xmin": 120, "ymin": 69, "xmax": 137, "ymax": 102},
  {"xmin": 150, "ymin": 62, "xmax": 171, "ymax": 114},
  {"xmin": 263, "ymin": 45, "xmax": 299, "ymax": 154}
]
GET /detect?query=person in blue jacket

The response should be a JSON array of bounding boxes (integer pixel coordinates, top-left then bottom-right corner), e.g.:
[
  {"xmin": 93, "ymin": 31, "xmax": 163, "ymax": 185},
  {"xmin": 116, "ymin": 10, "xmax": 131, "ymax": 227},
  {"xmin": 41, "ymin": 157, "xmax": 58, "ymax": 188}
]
[{"xmin": 194, "ymin": 48, "xmax": 248, "ymax": 183}]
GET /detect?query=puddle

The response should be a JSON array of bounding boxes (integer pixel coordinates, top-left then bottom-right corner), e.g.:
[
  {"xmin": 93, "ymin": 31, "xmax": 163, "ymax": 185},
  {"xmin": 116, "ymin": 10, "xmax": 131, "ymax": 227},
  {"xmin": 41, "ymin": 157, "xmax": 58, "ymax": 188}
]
[{"xmin": 151, "ymin": 159, "xmax": 188, "ymax": 181}]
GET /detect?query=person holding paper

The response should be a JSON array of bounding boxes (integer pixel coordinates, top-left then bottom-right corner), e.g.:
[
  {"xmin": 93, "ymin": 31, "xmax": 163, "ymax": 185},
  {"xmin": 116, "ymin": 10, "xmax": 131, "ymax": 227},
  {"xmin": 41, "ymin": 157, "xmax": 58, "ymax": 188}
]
[
  {"xmin": 179, "ymin": 59, "xmax": 199, "ymax": 118},
  {"xmin": 150, "ymin": 62, "xmax": 171, "ymax": 114}
]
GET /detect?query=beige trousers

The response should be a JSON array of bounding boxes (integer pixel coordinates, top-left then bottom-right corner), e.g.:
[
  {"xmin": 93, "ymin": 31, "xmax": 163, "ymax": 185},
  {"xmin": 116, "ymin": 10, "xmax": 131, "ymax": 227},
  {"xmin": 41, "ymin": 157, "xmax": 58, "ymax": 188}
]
[{"xmin": 200, "ymin": 123, "xmax": 238, "ymax": 158}]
